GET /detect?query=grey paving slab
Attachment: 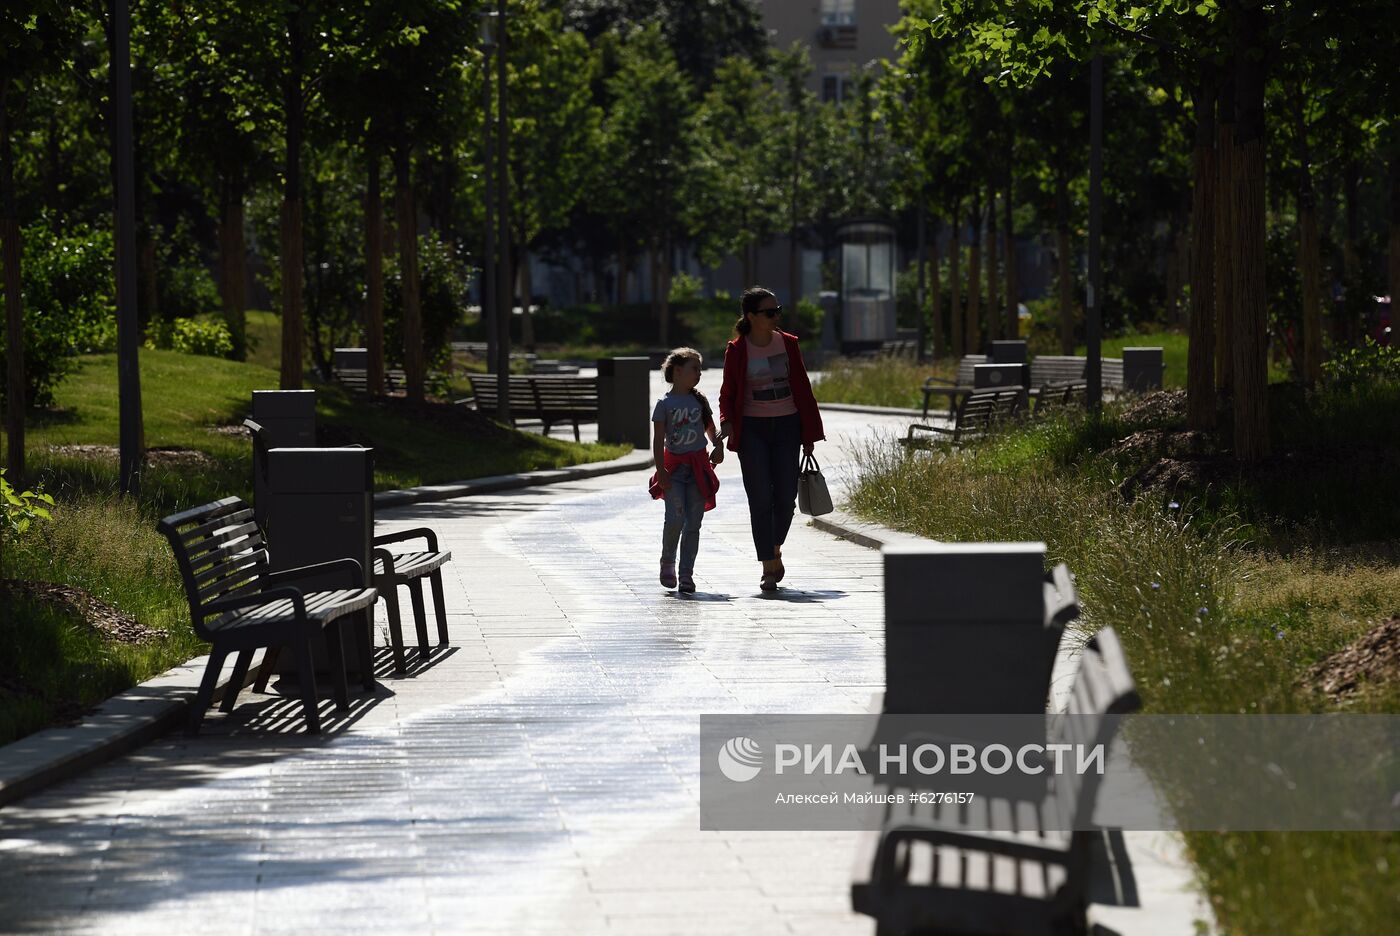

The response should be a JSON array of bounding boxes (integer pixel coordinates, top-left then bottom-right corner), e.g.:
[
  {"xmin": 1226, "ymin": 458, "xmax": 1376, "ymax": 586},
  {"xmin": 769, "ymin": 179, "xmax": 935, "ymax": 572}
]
[{"xmin": 0, "ymin": 391, "xmax": 1208, "ymax": 935}]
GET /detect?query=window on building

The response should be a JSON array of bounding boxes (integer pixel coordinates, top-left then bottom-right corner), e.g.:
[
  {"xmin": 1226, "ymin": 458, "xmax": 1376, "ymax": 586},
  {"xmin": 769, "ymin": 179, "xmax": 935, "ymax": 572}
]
[
  {"xmin": 821, "ymin": 0, "xmax": 857, "ymax": 27},
  {"xmin": 821, "ymin": 74, "xmax": 852, "ymax": 104}
]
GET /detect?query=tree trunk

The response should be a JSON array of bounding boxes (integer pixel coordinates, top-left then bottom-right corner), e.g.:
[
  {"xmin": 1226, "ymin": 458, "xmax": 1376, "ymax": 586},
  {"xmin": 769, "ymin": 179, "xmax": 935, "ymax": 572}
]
[
  {"xmin": 1291, "ymin": 86, "xmax": 1323, "ymax": 384},
  {"xmin": 740, "ymin": 240, "xmax": 753, "ymax": 292},
  {"xmin": 518, "ymin": 247, "xmax": 532, "ymax": 349},
  {"xmin": 986, "ymin": 187, "xmax": 999, "ymax": 342},
  {"xmin": 279, "ymin": 12, "xmax": 306, "ymax": 390},
  {"xmin": 1056, "ymin": 171, "xmax": 1073, "ymax": 354},
  {"xmin": 218, "ymin": 175, "xmax": 247, "ymax": 360},
  {"xmin": 1186, "ymin": 71, "xmax": 1218, "ymax": 431},
  {"xmin": 929, "ymin": 219, "xmax": 944, "ymax": 359},
  {"xmin": 659, "ymin": 232, "xmax": 673, "ymax": 347},
  {"xmin": 1390, "ymin": 154, "xmax": 1400, "ymax": 340},
  {"xmin": 1231, "ymin": 9, "xmax": 1270, "ymax": 461},
  {"xmin": 394, "ymin": 145, "xmax": 424, "ymax": 402},
  {"xmin": 365, "ymin": 145, "xmax": 385, "ymax": 394},
  {"xmin": 949, "ymin": 203, "xmax": 963, "ymax": 356},
  {"xmin": 1165, "ymin": 226, "xmax": 1180, "ymax": 327},
  {"xmin": 617, "ymin": 234, "xmax": 628, "ymax": 305},
  {"xmin": 1214, "ymin": 73, "xmax": 1235, "ymax": 393},
  {"xmin": 1, "ymin": 81, "xmax": 24, "ymax": 484},
  {"xmin": 966, "ymin": 193, "xmax": 982, "ymax": 355},
  {"xmin": 1004, "ymin": 174, "xmax": 1017, "ymax": 339}
]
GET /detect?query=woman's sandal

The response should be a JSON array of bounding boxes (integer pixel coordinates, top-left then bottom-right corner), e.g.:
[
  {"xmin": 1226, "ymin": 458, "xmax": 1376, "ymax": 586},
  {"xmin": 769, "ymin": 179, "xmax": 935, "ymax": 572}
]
[{"xmin": 760, "ymin": 574, "xmax": 779, "ymax": 592}]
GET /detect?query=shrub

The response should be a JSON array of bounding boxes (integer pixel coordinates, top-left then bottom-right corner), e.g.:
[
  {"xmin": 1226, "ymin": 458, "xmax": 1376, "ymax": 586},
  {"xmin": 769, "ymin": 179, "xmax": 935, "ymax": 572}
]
[
  {"xmin": 144, "ymin": 317, "xmax": 236, "ymax": 359},
  {"xmin": 1321, "ymin": 338, "xmax": 1400, "ymax": 388},
  {"xmin": 385, "ymin": 231, "xmax": 473, "ymax": 371},
  {"xmin": 1, "ymin": 469, "xmax": 54, "ymax": 537},
  {"xmin": 669, "ymin": 270, "xmax": 704, "ymax": 304},
  {"xmin": 0, "ymin": 217, "xmax": 116, "ymax": 408}
]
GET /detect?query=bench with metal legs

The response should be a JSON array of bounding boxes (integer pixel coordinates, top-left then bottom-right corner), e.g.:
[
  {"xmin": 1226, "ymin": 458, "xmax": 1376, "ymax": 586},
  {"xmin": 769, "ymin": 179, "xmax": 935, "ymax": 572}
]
[{"xmin": 372, "ymin": 527, "xmax": 452, "ymax": 674}]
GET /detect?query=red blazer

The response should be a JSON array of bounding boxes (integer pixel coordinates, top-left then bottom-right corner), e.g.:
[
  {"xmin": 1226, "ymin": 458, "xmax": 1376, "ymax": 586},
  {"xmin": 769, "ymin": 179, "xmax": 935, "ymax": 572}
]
[{"xmin": 718, "ymin": 330, "xmax": 825, "ymax": 454}]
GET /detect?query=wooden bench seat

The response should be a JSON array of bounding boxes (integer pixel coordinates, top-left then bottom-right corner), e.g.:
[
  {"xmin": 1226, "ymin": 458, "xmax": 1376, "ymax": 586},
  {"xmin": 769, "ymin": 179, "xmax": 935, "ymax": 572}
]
[
  {"xmin": 852, "ymin": 627, "xmax": 1141, "ymax": 936},
  {"xmin": 920, "ymin": 354, "xmax": 987, "ymax": 418},
  {"xmin": 157, "ymin": 496, "xmax": 378, "ymax": 734},
  {"xmin": 904, "ymin": 386, "xmax": 1025, "ymax": 448},
  {"xmin": 465, "ymin": 374, "xmax": 599, "ymax": 441}
]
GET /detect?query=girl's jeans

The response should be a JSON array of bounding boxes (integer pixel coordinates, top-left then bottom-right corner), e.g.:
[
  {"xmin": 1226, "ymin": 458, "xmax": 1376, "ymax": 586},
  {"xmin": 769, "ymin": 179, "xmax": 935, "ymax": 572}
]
[{"xmin": 661, "ymin": 464, "xmax": 705, "ymax": 577}]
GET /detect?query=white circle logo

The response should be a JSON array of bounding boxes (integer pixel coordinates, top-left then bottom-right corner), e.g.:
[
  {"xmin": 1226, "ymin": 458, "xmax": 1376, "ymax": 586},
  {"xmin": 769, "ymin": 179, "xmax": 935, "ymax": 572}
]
[{"xmin": 717, "ymin": 736, "xmax": 763, "ymax": 782}]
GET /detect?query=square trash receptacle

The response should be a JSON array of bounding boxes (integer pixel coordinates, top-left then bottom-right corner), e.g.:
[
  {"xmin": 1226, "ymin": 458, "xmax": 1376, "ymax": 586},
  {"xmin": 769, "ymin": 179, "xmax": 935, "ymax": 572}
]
[{"xmin": 263, "ymin": 446, "xmax": 374, "ymax": 679}]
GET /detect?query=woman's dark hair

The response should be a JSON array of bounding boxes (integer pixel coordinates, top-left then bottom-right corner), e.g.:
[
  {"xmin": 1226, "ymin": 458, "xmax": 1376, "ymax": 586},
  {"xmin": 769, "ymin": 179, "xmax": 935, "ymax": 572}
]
[{"xmin": 734, "ymin": 286, "xmax": 777, "ymax": 337}]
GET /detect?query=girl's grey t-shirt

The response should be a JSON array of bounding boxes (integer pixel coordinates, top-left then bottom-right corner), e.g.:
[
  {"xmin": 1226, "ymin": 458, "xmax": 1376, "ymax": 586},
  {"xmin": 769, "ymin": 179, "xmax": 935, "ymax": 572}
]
[{"xmin": 652, "ymin": 392, "xmax": 707, "ymax": 455}]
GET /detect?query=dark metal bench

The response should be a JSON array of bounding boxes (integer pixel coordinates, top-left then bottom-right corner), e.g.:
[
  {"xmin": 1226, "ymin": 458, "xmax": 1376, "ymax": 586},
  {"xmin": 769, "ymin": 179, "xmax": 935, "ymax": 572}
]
[
  {"xmin": 373, "ymin": 529, "xmax": 452, "ymax": 674},
  {"xmin": 851, "ymin": 627, "xmax": 1141, "ymax": 936},
  {"xmin": 157, "ymin": 496, "xmax": 378, "ymax": 734},
  {"xmin": 1032, "ymin": 380, "xmax": 1089, "ymax": 416},
  {"xmin": 465, "ymin": 374, "xmax": 599, "ymax": 441},
  {"xmin": 921, "ymin": 354, "xmax": 986, "ymax": 418},
  {"xmin": 903, "ymin": 386, "xmax": 1026, "ymax": 448},
  {"xmin": 1029, "ymin": 356, "xmax": 1125, "ymax": 395}
]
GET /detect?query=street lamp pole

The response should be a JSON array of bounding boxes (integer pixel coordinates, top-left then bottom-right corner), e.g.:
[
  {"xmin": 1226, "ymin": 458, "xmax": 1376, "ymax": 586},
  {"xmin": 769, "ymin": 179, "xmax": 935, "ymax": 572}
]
[
  {"xmin": 113, "ymin": 0, "xmax": 143, "ymax": 495},
  {"xmin": 494, "ymin": 0, "xmax": 511, "ymax": 424},
  {"xmin": 479, "ymin": 14, "xmax": 496, "ymax": 376},
  {"xmin": 1086, "ymin": 53, "xmax": 1104, "ymax": 412}
]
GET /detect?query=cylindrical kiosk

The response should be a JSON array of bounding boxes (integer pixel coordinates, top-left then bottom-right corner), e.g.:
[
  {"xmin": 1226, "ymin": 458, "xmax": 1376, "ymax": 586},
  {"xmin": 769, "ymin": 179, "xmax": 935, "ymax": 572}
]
[{"xmin": 838, "ymin": 219, "xmax": 897, "ymax": 354}]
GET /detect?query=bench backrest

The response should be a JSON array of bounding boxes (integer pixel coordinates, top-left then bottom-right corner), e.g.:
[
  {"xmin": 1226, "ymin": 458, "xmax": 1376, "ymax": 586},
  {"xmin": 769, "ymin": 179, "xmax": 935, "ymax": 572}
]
[
  {"xmin": 953, "ymin": 386, "xmax": 1025, "ymax": 439},
  {"xmin": 157, "ymin": 496, "xmax": 269, "ymax": 641},
  {"xmin": 1029, "ymin": 356, "xmax": 1087, "ymax": 386},
  {"xmin": 530, "ymin": 376, "xmax": 598, "ymax": 413},
  {"xmin": 1052, "ymin": 627, "xmax": 1140, "ymax": 837},
  {"xmin": 954, "ymin": 354, "xmax": 988, "ymax": 386},
  {"xmin": 1101, "ymin": 357, "xmax": 1124, "ymax": 390}
]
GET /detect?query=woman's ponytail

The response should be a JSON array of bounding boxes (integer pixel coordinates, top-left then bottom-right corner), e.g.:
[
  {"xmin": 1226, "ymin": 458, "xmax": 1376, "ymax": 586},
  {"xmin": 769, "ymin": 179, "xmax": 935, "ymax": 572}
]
[{"xmin": 735, "ymin": 285, "xmax": 775, "ymax": 337}]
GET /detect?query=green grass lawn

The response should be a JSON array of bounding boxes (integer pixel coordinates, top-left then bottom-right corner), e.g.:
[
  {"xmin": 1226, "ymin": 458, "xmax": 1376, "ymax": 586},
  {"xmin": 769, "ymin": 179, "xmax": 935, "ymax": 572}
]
[{"xmin": 0, "ymin": 346, "xmax": 627, "ymax": 746}]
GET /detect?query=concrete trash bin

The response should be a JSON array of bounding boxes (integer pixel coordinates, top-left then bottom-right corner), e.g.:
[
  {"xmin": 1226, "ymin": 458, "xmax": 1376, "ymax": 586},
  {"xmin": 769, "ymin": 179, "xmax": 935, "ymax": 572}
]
[
  {"xmin": 973, "ymin": 362, "xmax": 1027, "ymax": 390},
  {"xmin": 882, "ymin": 542, "xmax": 1068, "ymax": 715},
  {"xmin": 596, "ymin": 357, "xmax": 650, "ymax": 448},
  {"xmin": 333, "ymin": 347, "xmax": 369, "ymax": 372},
  {"xmin": 1122, "ymin": 346, "xmax": 1165, "ymax": 392},
  {"xmin": 989, "ymin": 340, "xmax": 1028, "ymax": 364},
  {"xmin": 263, "ymin": 446, "xmax": 375, "ymax": 679}
]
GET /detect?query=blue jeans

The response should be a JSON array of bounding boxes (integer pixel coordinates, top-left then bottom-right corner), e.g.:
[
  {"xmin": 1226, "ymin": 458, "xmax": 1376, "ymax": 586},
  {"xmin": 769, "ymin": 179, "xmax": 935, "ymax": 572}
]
[
  {"xmin": 661, "ymin": 464, "xmax": 705, "ymax": 577},
  {"xmin": 738, "ymin": 413, "xmax": 802, "ymax": 561}
]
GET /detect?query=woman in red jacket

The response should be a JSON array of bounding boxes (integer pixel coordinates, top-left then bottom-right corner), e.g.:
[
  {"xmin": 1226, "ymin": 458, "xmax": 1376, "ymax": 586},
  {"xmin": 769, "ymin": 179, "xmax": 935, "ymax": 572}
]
[{"xmin": 718, "ymin": 287, "xmax": 825, "ymax": 591}]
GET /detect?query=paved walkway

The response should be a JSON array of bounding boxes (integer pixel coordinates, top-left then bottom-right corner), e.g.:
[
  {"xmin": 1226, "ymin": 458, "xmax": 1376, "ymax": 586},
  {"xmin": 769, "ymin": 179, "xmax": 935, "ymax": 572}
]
[{"xmin": 0, "ymin": 386, "xmax": 1209, "ymax": 934}]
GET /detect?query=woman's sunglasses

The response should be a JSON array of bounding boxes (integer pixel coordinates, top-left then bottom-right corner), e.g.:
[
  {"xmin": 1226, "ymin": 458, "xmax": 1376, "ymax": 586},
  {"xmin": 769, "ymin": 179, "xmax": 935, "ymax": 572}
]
[{"xmin": 753, "ymin": 305, "xmax": 781, "ymax": 318}]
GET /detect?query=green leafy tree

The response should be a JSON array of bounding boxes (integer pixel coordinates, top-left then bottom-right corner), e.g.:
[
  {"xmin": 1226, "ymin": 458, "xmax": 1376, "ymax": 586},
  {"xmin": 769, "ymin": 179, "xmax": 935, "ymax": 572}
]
[{"xmin": 604, "ymin": 24, "xmax": 694, "ymax": 345}]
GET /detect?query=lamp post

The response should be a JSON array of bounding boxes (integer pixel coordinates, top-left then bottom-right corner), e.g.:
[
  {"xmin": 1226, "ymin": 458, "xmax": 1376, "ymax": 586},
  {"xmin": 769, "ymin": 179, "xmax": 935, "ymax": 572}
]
[
  {"xmin": 494, "ymin": 0, "xmax": 511, "ymax": 424},
  {"xmin": 479, "ymin": 12, "xmax": 497, "ymax": 378},
  {"xmin": 1086, "ymin": 53, "xmax": 1104, "ymax": 412}
]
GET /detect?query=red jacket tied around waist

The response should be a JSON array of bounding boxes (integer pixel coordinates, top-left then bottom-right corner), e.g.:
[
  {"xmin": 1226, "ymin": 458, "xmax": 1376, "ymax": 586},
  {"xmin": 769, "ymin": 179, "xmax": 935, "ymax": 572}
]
[
  {"xmin": 649, "ymin": 449, "xmax": 720, "ymax": 511},
  {"xmin": 717, "ymin": 330, "xmax": 825, "ymax": 453}
]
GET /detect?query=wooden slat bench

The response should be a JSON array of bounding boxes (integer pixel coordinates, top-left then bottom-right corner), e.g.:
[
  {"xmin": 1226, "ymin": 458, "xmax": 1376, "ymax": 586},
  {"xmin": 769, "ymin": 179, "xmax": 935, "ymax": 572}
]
[
  {"xmin": 157, "ymin": 496, "xmax": 378, "ymax": 735},
  {"xmin": 373, "ymin": 528, "xmax": 453, "ymax": 675},
  {"xmin": 921, "ymin": 354, "xmax": 987, "ymax": 418},
  {"xmin": 904, "ymin": 386, "xmax": 1026, "ymax": 448},
  {"xmin": 464, "ymin": 374, "xmax": 599, "ymax": 441},
  {"xmin": 1032, "ymin": 381, "xmax": 1089, "ymax": 416},
  {"xmin": 1029, "ymin": 356, "xmax": 1125, "ymax": 397},
  {"xmin": 851, "ymin": 627, "xmax": 1141, "ymax": 936}
]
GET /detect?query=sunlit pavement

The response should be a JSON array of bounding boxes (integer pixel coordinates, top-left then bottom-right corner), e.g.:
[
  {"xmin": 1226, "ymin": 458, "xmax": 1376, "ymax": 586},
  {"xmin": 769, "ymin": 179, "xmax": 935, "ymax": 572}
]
[{"xmin": 0, "ymin": 400, "xmax": 919, "ymax": 934}]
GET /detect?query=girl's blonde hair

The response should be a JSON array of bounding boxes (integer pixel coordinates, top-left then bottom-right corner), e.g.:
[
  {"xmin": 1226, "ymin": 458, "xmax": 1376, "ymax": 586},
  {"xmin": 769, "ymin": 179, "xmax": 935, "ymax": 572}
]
[
  {"xmin": 660, "ymin": 347, "xmax": 712, "ymax": 425},
  {"xmin": 661, "ymin": 347, "xmax": 702, "ymax": 382}
]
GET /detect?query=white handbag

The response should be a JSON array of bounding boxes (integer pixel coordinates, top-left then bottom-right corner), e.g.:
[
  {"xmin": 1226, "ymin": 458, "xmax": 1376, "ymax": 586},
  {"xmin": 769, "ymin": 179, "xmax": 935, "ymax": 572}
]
[{"xmin": 797, "ymin": 453, "xmax": 834, "ymax": 516}]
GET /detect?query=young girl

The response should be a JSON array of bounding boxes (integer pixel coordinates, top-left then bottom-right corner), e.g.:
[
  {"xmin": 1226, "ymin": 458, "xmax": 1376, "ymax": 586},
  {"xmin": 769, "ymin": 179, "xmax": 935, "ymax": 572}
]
[{"xmin": 650, "ymin": 348, "xmax": 724, "ymax": 593}]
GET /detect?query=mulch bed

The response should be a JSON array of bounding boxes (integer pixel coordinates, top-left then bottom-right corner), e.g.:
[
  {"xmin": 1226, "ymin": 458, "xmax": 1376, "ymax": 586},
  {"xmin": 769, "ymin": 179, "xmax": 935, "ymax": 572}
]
[
  {"xmin": 45, "ymin": 443, "xmax": 220, "ymax": 470},
  {"xmin": 1, "ymin": 579, "xmax": 168, "ymax": 645},
  {"xmin": 1305, "ymin": 616, "xmax": 1400, "ymax": 701}
]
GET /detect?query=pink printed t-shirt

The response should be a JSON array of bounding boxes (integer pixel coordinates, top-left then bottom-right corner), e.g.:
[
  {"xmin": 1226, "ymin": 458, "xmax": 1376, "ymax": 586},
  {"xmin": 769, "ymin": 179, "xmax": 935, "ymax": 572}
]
[{"xmin": 743, "ymin": 333, "xmax": 799, "ymax": 419}]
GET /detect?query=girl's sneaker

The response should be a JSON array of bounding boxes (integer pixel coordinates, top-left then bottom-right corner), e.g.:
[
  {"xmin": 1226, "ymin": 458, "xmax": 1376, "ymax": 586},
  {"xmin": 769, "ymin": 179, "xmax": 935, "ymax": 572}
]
[
  {"xmin": 679, "ymin": 576, "xmax": 696, "ymax": 594},
  {"xmin": 660, "ymin": 560, "xmax": 677, "ymax": 589}
]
